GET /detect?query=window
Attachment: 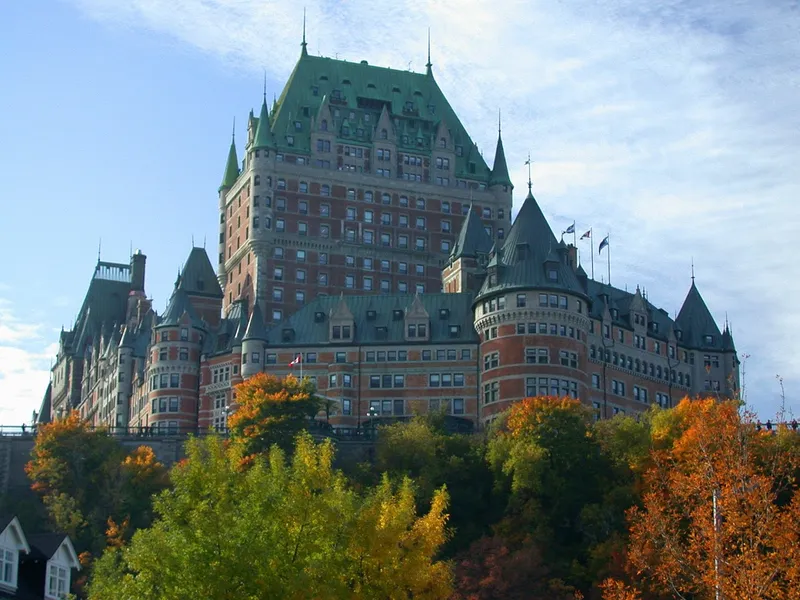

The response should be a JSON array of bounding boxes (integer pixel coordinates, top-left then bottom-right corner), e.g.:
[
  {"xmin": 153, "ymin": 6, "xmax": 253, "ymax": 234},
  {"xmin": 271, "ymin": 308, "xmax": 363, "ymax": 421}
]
[
  {"xmin": 276, "ymin": 218, "xmax": 285, "ymax": 232},
  {"xmin": 180, "ymin": 327, "xmax": 189, "ymax": 341},
  {"xmin": 2, "ymin": 548, "xmax": 16, "ymax": 586},
  {"xmin": 48, "ymin": 564, "xmax": 68, "ymax": 598},
  {"xmin": 170, "ymin": 373, "xmax": 180, "ymax": 388},
  {"xmin": 484, "ymin": 352, "xmax": 499, "ymax": 370},
  {"xmin": 272, "ymin": 288, "xmax": 283, "ymax": 302},
  {"xmin": 483, "ymin": 381, "xmax": 499, "ymax": 404},
  {"xmin": 296, "ymin": 269, "xmax": 306, "ymax": 283},
  {"xmin": 526, "ymin": 348, "xmax": 548, "ymax": 364},
  {"xmin": 179, "ymin": 347, "xmax": 188, "ymax": 361},
  {"xmin": 612, "ymin": 380, "xmax": 626, "ymax": 397},
  {"xmin": 296, "ymin": 249, "xmax": 306, "ymax": 263},
  {"xmin": 592, "ymin": 373, "xmax": 601, "ymax": 389},
  {"xmin": 560, "ymin": 350, "xmax": 578, "ymax": 368}
]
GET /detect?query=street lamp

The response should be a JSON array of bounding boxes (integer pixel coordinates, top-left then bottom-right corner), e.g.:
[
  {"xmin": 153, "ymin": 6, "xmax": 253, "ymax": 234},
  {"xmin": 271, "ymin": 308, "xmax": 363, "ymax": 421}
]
[{"xmin": 367, "ymin": 406, "xmax": 378, "ymax": 440}]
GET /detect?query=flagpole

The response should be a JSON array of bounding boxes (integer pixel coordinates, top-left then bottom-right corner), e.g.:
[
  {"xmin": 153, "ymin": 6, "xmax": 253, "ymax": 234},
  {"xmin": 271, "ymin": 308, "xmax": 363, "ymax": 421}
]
[
  {"xmin": 607, "ymin": 233, "xmax": 611, "ymax": 286},
  {"xmin": 590, "ymin": 228, "xmax": 594, "ymax": 281},
  {"xmin": 572, "ymin": 221, "xmax": 577, "ymax": 248},
  {"xmin": 300, "ymin": 355, "xmax": 303, "ymax": 380}
]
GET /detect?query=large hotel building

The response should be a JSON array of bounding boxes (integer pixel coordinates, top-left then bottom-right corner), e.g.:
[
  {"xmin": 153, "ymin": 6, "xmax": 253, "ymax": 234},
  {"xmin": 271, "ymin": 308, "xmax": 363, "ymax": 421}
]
[{"xmin": 40, "ymin": 41, "xmax": 739, "ymax": 433}]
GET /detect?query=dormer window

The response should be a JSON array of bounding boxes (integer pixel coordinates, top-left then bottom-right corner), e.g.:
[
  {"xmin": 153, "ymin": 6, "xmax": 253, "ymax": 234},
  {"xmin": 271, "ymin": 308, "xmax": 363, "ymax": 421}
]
[
  {"xmin": 677, "ymin": 330, "xmax": 683, "ymax": 341},
  {"xmin": 449, "ymin": 324, "xmax": 461, "ymax": 337},
  {"xmin": 320, "ymin": 119, "xmax": 328, "ymax": 131},
  {"xmin": 393, "ymin": 309, "xmax": 403, "ymax": 321},
  {"xmin": 407, "ymin": 323, "xmax": 427, "ymax": 338},
  {"xmin": 439, "ymin": 308, "xmax": 450, "ymax": 319},
  {"xmin": 704, "ymin": 334, "xmax": 714, "ymax": 345},
  {"xmin": 332, "ymin": 325, "xmax": 352, "ymax": 340},
  {"xmin": 380, "ymin": 128, "xmax": 388, "ymax": 140},
  {"xmin": 281, "ymin": 328, "xmax": 294, "ymax": 342},
  {"xmin": 547, "ymin": 269, "xmax": 558, "ymax": 281},
  {"xmin": 314, "ymin": 311, "xmax": 325, "ymax": 323},
  {"xmin": 366, "ymin": 310, "xmax": 377, "ymax": 321}
]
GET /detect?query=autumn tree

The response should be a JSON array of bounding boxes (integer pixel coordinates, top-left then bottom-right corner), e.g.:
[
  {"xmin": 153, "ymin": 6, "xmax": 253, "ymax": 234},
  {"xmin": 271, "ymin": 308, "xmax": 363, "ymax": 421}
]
[
  {"xmin": 87, "ymin": 433, "xmax": 453, "ymax": 600},
  {"xmin": 228, "ymin": 373, "xmax": 323, "ymax": 455},
  {"xmin": 25, "ymin": 412, "xmax": 168, "ymax": 555},
  {"xmin": 604, "ymin": 398, "xmax": 800, "ymax": 600}
]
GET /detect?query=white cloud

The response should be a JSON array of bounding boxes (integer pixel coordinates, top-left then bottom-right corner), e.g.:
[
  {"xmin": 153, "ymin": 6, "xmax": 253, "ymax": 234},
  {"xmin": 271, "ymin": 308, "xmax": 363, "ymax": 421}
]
[
  {"xmin": 0, "ymin": 300, "xmax": 53, "ymax": 426},
  {"xmin": 68, "ymin": 0, "xmax": 800, "ymax": 415}
]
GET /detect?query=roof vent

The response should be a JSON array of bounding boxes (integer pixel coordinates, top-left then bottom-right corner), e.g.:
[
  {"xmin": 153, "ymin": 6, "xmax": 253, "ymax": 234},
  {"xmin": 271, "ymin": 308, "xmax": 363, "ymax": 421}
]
[
  {"xmin": 375, "ymin": 326, "xmax": 388, "ymax": 339},
  {"xmin": 367, "ymin": 82, "xmax": 376, "ymax": 89},
  {"xmin": 319, "ymin": 75, "xmax": 328, "ymax": 81},
  {"xmin": 314, "ymin": 311, "xmax": 326, "ymax": 323},
  {"xmin": 392, "ymin": 309, "xmax": 404, "ymax": 321},
  {"xmin": 342, "ymin": 79, "xmax": 351, "ymax": 85},
  {"xmin": 439, "ymin": 308, "xmax": 450, "ymax": 320},
  {"xmin": 361, "ymin": 60, "xmax": 368, "ymax": 65},
  {"xmin": 413, "ymin": 90, "xmax": 423, "ymax": 97},
  {"xmin": 366, "ymin": 310, "xmax": 377, "ymax": 321},
  {"xmin": 392, "ymin": 86, "xmax": 401, "ymax": 93},
  {"xmin": 281, "ymin": 328, "xmax": 295, "ymax": 342}
]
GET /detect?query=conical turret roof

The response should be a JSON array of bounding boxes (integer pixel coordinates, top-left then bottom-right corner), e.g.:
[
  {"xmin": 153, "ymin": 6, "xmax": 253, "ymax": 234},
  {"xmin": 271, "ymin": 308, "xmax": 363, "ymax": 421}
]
[
  {"xmin": 243, "ymin": 301, "xmax": 268, "ymax": 341},
  {"xmin": 219, "ymin": 135, "xmax": 240, "ymax": 191},
  {"xmin": 451, "ymin": 203, "xmax": 492, "ymax": 260},
  {"xmin": 489, "ymin": 131, "xmax": 512, "ymax": 188},
  {"xmin": 675, "ymin": 281, "xmax": 722, "ymax": 350},
  {"xmin": 253, "ymin": 98, "xmax": 275, "ymax": 148}
]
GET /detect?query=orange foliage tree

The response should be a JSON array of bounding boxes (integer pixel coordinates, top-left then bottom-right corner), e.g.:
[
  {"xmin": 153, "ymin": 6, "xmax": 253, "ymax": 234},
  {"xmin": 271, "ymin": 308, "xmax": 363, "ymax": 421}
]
[
  {"xmin": 604, "ymin": 398, "xmax": 800, "ymax": 600},
  {"xmin": 228, "ymin": 373, "xmax": 323, "ymax": 455},
  {"xmin": 26, "ymin": 411, "xmax": 168, "ymax": 555}
]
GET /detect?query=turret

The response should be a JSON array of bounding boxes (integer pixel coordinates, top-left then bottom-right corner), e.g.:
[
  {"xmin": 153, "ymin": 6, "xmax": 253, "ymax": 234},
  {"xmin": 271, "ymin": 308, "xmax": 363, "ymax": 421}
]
[{"xmin": 242, "ymin": 301, "xmax": 268, "ymax": 378}]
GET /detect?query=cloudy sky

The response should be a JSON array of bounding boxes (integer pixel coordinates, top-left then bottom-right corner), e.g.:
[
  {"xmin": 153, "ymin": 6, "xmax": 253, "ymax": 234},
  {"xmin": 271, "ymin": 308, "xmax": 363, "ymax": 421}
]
[{"xmin": 1, "ymin": 0, "xmax": 797, "ymax": 425}]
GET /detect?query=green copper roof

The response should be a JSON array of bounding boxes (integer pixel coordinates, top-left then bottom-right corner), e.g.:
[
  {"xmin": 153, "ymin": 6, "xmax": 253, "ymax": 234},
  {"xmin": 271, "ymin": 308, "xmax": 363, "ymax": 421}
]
[
  {"xmin": 177, "ymin": 248, "xmax": 224, "ymax": 299},
  {"xmin": 159, "ymin": 289, "xmax": 202, "ymax": 328},
  {"xmin": 266, "ymin": 293, "xmax": 478, "ymax": 347},
  {"xmin": 243, "ymin": 300, "xmax": 268, "ymax": 341},
  {"xmin": 268, "ymin": 53, "xmax": 491, "ymax": 180},
  {"xmin": 675, "ymin": 282, "xmax": 723, "ymax": 350},
  {"xmin": 476, "ymin": 189, "xmax": 586, "ymax": 302},
  {"xmin": 253, "ymin": 98, "xmax": 275, "ymax": 148},
  {"xmin": 451, "ymin": 203, "xmax": 492, "ymax": 260},
  {"xmin": 220, "ymin": 136, "xmax": 239, "ymax": 191},
  {"xmin": 489, "ymin": 132, "xmax": 512, "ymax": 187}
]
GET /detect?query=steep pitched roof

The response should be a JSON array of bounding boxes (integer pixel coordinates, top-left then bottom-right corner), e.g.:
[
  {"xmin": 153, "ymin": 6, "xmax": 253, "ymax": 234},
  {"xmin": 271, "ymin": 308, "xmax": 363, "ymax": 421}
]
[
  {"xmin": 450, "ymin": 203, "xmax": 492, "ymax": 260},
  {"xmin": 676, "ymin": 282, "xmax": 722, "ymax": 350},
  {"xmin": 70, "ymin": 261, "xmax": 132, "ymax": 352},
  {"xmin": 489, "ymin": 131, "xmax": 512, "ymax": 187},
  {"xmin": 219, "ymin": 135, "xmax": 240, "ymax": 191},
  {"xmin": 159, "ymin": 289, "xmax": 201, "ymax": 328},
  {"xmin": 266, "ymin": 293, "xmax": 477, "ymax": 347},
  {"xmin": 243, "ymin": 301, "xmax": 268, "ymax": 341},
  {"xmin": 268, "ymin": 53, "xmax": 490, "ymax": 181},
  {"xmin": 476, "ymin": 189, "xmax": 586, "ymax": 301},
  {"xmin": 252, "ymin": 97, "xmax": 275, "ymax": 148},
  {"xmin": 177, "ymin": 248, "xmax": 223, "ymax": 298}
]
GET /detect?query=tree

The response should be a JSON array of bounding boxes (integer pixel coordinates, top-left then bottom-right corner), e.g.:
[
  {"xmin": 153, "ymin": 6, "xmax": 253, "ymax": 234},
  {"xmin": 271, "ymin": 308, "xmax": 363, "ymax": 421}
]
[
  {"xmin": 25, "ymin": 412, "xmax": 168, "ymax": 555},
  {"xmin": 88, "ymin": 433, "xmax": 453, "ymax": 600},
  {"xmin": 604, "ymin": 398, "xmax": 800, "ymax": 600},
  {"xmin": 374, "ymin": 416, "xmax": 499, "ymax": 555},
  {"xmin": 228, "ymin": 373, "xmax": 323, "ymax": 455}
]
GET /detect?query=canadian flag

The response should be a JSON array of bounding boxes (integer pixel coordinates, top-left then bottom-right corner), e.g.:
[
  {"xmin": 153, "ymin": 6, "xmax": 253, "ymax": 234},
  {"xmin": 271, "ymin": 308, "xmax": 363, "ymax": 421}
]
[{"xmin": 289, "ymin": 355, "xmax": 302, "ymax": 367}]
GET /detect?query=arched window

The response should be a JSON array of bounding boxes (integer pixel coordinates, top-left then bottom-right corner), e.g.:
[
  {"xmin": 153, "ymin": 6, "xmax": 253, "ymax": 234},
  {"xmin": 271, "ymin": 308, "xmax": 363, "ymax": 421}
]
[
  {"xmin": 321, "ymin": 119, "xmax": 328, "ymax": 131},
  {"xmin": 380, "ymin": 128, "xmax": 388, "ymax": 140}
]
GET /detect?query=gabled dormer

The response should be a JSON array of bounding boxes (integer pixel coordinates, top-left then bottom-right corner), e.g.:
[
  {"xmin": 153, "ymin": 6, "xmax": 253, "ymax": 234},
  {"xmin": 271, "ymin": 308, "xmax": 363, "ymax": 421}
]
[
  {"xmin": 0, "ymin": 516, "xmax": 31, "ymax": 594},
  {"xmin": 404, "ymin": 295, "xmax": 430, "ymax": 342},
  {"xmin": 374, "ymin": 104, "xmax": 396, "ymax": 144},
  {"xmin": 329, "ymin": 295, "xmax": 354, "ymax": 342},
  {"xmin": 630, "ymin": 286, "xmax": 648, "ymax": 331},
  {"xmin": 24, "ymin": 533, "xmax": 81, "ymax": 600}
]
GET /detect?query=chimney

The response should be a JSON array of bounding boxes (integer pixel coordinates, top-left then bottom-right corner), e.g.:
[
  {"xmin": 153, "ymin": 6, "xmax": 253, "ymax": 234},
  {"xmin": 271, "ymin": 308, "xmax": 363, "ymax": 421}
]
[
  {"xmin": 130, "ymin": 250, "xmax": 146, "ymax": 292},
  {"xmin": 566, "ymin": 244, "xmax": 578, "ymax": 269}
]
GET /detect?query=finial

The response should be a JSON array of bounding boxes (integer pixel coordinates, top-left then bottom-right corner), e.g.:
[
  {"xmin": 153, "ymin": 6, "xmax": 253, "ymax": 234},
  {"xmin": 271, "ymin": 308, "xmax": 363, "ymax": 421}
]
[
  {"xmin": 524, "ymin": 153, "xmax": 532, "ymax": 191},
  {"xmin": 301, "ymin": 8, "xmax": 308, "ymax": 55},
  {"xmin": 691, "ymin": 257, "xmax": 695, "ymax": 283},
  {"xmin": 203, "ymin": 235, "xmax": 206, "ymax": 249},
  {"xmin": 97, "ymin": 237, "xmax": 102, "ymax": 262},
  {"xmin": 191, "ymin": 234, "xmax": 195, "ymax": 247},
  {"xmin": 231, "ymin": 116, "xmax": 235, "ymax": 141},
  {"xmin": 263, "ymin": 68, "xmax": 267, "ymax": 101},
  {"xmin": 426, "ymin": 28, "xmax": 432, "ymax": 74},
  {"xmin": 498, "ymin": 108, "xmax": 501, "ymax": 135}
]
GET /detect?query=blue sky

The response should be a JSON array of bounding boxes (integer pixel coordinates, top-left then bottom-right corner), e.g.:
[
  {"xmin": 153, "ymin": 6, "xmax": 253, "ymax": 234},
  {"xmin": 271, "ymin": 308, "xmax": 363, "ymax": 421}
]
[{"xmin": 1, "ymin": 0, "xmax": 798, "ymax": 425}]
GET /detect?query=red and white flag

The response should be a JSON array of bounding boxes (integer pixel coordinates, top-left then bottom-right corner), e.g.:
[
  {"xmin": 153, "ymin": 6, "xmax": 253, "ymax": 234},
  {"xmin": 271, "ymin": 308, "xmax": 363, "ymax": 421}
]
[
  {"xmin": 580, "ymin": 230, "xmax": 591, "ymax": 240},
  {"xmin": 289, "ymin": 355, "xmax": 302, "ymax": 367}
]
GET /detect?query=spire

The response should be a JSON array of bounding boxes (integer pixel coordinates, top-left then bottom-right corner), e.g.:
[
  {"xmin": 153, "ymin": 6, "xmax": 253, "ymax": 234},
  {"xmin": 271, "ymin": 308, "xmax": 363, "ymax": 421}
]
[
  {"xmin": 525, "ymin": 153, "xmax": 533, "ymax": 193},
  {"xmin": 676, "ymin": 281, "xmax": 723, "ymax": 350},
  {"xmin": 489, "ymin": 119, "xmax": 512, "ymax": 188},
  {"xmin": 301, "ymin": 8, "xmax": 308, "ymax": 56},
  {"xmin": 254, "ymin": 93, "xmax": 275, "ymax": 149},
  {"xmin": 451, "ymin": 203, "xmax": 493, "ymax": 260},
  {"xmin": 219, "ymin": 119, "xmax": 240, "ymax": 191},
  {"xmin": 243, "ymin": 300, "xmax": 268, "ymax": 341},
  {"xmin": 426, "ymin": 28, "xmax": 432, "ymax": 75}
]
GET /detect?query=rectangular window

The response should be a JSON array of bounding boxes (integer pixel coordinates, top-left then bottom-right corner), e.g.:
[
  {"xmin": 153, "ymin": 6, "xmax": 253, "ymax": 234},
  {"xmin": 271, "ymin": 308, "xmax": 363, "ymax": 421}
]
[
  {"xmin": 429, "ymin": 373, "xmax": 440, "ymax": 387},
  {"xmin": 341, "ymin": 399, "xmax": 351, "ymax": 415}
]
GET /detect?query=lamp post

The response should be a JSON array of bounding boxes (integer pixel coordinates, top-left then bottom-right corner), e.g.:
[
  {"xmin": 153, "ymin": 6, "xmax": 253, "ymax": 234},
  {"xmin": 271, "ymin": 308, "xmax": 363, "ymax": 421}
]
[{"xmin": 367, "ymin": 406, "xmax": 378, "ymax": 440}]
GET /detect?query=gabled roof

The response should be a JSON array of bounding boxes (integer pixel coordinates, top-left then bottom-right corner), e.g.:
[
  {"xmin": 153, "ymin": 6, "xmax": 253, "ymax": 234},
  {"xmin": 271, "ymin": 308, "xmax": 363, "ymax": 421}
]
[
  {"xmin": 675, "ymin": 282, "xmax": 722, "ymax": 350},
  {"xmin": 476, "ymin": 189, "xmax": 586, "ymax": 301},
  {"xmin": 24, "ymin": 533, "xmax": 80, "ymax": 569},
  {"xmin": 177, "ymin": 248, "xmax": 223, "ymax": 298},
  {"xmin": 266, "ymin": 293, "xmax": 477, "ymax": 346},
  {"xmin": 267, "ymin": 52, "xmax": 490, "ymax": 180},
  {"xmin": 451, "ymin": 203, "xmax": 492, "ymax": 260},
  {"xmin": 0, "ymin": 516, "xmax": 31, "ymax": 553},
  {"xmin": 219, "ymin": 135, "xmax": 240, "ymax": 191}
]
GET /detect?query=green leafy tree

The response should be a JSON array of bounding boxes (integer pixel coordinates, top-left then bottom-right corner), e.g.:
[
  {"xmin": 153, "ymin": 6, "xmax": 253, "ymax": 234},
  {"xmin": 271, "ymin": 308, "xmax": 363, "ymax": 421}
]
[
  {"xmin": 88, "ymin": 433, "xmax": 453, "ymax": 600},
  {"xmin": 228, "ymin": 373, "xmax": 323, "ymax": 455}
]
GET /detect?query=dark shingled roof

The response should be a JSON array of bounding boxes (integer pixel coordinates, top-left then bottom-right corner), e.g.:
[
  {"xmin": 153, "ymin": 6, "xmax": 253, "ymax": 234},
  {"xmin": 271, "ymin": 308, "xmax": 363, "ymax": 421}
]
[
  {"xmin": 476, "ymin": 190, "xmax": 586, "ymax": 302},
  {"xmin": 159, "ymin": 289, "xmax": 202, "ymax": 328},
  {"xmin": 450, "ymin": 203, "xmax": 492, "ymax": 260},
  {"xmin": 675, "ymin": 281, "xmax": 723, "ymax": 350},
  {"xmin": 177, "ymin": 248, "xmax": 223, "ymax": 299},
  {"xmin": 266, "ymin": 293, "xmax": 477, "ymax": 346},
  {"xmin": 489, "ymin": 131, "xmax": 512, "ymax": 188},
  {"xmin": 220, "ymin": 135, "xmax": 240, "ymax": 191},
  {"xmin": 24, "ymin": 533, "xmax": 67, "ymax": 562},
  {"xmin": 243, "ymin": 301, "xmax": 268, "ymax": 341},
  {"xmin": 585, "ymin": 280, "xmax": 677, "ymax": 341}
]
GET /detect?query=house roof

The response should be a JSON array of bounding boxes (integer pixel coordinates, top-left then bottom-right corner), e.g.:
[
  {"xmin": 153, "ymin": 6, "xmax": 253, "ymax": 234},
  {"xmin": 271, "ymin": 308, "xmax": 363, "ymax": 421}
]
[
  {"xmin": 266, "ymin": 293, "xmax": 477, "ymax": 347},
  {"xmin": 489, "ymin": 131, "xmax": 512, "ymax": 188},
  {"xmin": 219, "ymin": 134, "xmax": 240, "ymax": 191},
  {"xmin": 476, "ymin": 189, "xmax": 587, "ymax": 302},
  {"xmin": 253, "ymin": 52, "xmax": 490, "ymax": 181},
  {"xmin": 675, "ymin": 281, "xmax": 723, "ymax": 350},
  {"xmin": 176, "ymin": 248, "xmax": 223, "ymax": 299},
  {"xmin": 450, "ymin": 203, "xmax": 493, "ymax": 260}
]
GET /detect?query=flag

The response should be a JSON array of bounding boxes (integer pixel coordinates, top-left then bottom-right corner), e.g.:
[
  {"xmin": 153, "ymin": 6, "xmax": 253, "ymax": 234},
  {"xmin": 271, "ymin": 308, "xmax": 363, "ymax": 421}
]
[
  {"xmin": 289, "ymin": 355, "xmax": 302, "ymax": 366},
  {"xmin": 599, "ymin": 235, "xmax": 609, "ymax": 254},
  {"xmin": 565, "ymin": 223, "xmax": 575, "ymax": 234},
  {"xmin": 580, "ymin": 230, "xmax": 591, "ymax": 240}
]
